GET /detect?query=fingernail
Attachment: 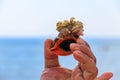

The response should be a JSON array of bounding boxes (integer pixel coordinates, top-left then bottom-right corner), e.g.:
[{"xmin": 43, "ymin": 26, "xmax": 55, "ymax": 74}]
[
  {"xmin": 70, "ymin": 43, "xmax": 79, "ymax": 47},
  {"xmin": 70, "ymin": 43, "xmax": 80, "ymax": 50}
]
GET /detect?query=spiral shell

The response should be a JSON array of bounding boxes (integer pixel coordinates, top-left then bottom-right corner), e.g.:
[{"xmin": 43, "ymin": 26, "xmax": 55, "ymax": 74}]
[
  {"xmin": 56, "ymin": 17, "xmax": 83, "ymax": 38},
  {"xmin": 51, "ymin": 17, "xmax": 84, "ymax": 56}
]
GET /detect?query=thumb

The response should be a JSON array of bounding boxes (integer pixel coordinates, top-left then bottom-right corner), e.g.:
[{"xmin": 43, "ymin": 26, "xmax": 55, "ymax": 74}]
[{"xmin": 44, "ymin": 39, "xmax": 60, "ymax": 68}]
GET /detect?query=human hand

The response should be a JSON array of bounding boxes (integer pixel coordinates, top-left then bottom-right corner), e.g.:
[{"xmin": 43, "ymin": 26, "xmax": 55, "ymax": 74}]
[
  {"xmin": 40, "ymin": 39, "xmax": 71, "ymax": 80},
  {"xmin": 70, "ymin": 38, "xmax": 113, "ymax": 80},
  {"xmin": 40, "ymin": 39, "xmax": 113, "ymax": 80}
]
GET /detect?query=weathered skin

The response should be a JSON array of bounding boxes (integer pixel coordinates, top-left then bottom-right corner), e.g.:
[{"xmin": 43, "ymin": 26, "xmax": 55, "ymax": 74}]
[
  {"xmin": 40, "ymin": 38, "xmax": 113, "ymax": 80},
  {"xmin": 41, "ymin": 17, "xmax": 113, "ymax": 80}
]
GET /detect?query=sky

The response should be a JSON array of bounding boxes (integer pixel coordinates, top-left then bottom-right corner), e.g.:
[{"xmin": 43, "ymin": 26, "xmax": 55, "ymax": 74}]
[{"xmin": 0, "ymin": 0, "xmax": 120, "ymax": 38}]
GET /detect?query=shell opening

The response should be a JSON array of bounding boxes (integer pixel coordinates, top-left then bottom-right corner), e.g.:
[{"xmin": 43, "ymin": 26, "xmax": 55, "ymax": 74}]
[{"xmin": 59, "ymin": 39, "xmax": 76, "ymax": 51}]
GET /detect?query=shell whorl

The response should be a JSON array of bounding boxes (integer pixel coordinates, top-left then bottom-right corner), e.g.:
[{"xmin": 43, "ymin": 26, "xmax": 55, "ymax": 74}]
[{"xmin": 56, "ymin": 17, "xmax": 83, "ymax": 33}]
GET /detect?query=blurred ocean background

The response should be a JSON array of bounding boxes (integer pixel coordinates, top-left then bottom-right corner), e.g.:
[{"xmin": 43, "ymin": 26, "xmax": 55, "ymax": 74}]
[
  {"xmin": 0, "ymin": 0, "xmax": 120, "ymax": 80},
  {"xmin": 0, "ymin": 37, "xmax": 119, "ymax": 80}
]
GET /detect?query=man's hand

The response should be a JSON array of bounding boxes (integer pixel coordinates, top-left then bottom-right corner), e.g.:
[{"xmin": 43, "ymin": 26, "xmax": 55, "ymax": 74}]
[{"xmin": 40, "ymin": 39, "xmax": 113, "ymax": 80}]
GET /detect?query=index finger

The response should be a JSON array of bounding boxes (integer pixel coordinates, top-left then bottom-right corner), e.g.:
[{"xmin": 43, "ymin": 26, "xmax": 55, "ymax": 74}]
[
  {"xmin": 70, "ymin": 43, "xmax": 96, "ymax": 63},
  {"xmin": 73, "ymin": 50, "xmax": 98, "ymax": 80}
]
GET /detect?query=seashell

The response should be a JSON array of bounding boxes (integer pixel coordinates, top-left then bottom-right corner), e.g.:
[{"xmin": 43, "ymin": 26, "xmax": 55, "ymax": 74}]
[
  {"xmin": 51, "ymin": 37, "xmax": 76, "ymax": 56},
  {"xmin": 51, "ymin": 17, "xmax": 84, "ymax": 56}
]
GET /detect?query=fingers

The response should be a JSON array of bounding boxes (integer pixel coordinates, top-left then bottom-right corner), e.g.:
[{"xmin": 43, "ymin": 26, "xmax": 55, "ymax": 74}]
[
  {"xmin": 76, "ymin": 38, "xmax": 90, "ymax": 48},
  {"xmin": 44, "ymin": 39, "xmax": 60, "ymax": 68},
  {"xmin": 96, "ymin": 72, "xmax": 113, "ymax": 80},
  {"xmin": 73, "ymin": 50, "xmax": 98, "ymax": 80},
  {"xmin": 70, "ymin": 38, "xmax": 98, "ymax": 80},
  {"xmin": 70, "ymin": 43, "xmax": 96, "ymax": 63}
]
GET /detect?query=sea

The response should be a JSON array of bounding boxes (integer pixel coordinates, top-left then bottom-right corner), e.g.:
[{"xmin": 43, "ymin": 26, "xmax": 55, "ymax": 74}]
[{"xmin": 0, "ymin": 37, "xmax": 120, "ymax": 80}]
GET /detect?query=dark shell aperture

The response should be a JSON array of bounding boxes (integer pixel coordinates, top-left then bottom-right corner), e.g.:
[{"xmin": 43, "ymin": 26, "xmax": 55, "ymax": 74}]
[{"xmin": 51, "ymin": 37, "xmax": 76, "ymax": 56}]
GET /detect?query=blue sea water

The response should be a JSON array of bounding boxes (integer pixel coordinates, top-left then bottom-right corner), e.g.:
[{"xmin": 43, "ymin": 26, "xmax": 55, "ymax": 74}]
[{"xmin": 0, "ymin": 37, "xmax": 120, "ymax": 80}]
